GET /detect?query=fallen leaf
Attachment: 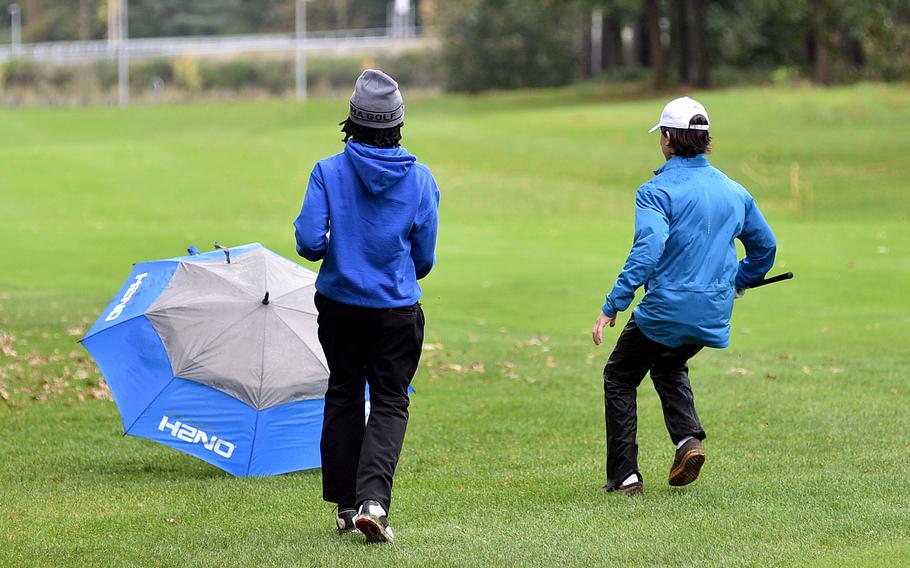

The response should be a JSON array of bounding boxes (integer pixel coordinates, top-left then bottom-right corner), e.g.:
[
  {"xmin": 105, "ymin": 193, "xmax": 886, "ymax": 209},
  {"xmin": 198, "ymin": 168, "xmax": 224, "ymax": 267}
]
[
  {"xmin": 830, "ymin": 368, "xmax": 844, "ymax": 374},
  {"xmin": 802, "ymin": 366, "xmax": 812, "ymax": 375},
  {"xmin": 545, "ymin": 356, "xmax": 556, "ymax": 368},
  {"xmin": 820, "ymin": 326, "xmax": 831, "ymax": 333},
  {"xmin": 729, "ymin": 367, "xmax": 749, "ymax": 375}
]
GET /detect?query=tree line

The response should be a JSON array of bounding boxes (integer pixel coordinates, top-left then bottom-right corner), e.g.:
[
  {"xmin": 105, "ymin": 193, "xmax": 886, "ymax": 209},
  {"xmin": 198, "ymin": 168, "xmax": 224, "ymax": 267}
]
[
  {"xmin": 0, "ymin": 0, "xmax": 428, "ymax": 41},
  {"xmin": 2, "ymin": 0, "xmax": 908, "ymax": 93},
  {"xmin": 440, "ymin": 0, "xmax": 910, "ymax": 92}
]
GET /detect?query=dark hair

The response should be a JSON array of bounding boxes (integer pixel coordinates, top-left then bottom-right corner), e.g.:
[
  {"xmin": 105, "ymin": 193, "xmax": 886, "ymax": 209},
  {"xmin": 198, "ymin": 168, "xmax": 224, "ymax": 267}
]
[
  {"xmin": 340, "ymin": 118, "xmax": 402, "ymax": 148},
  {"xmin": 661, "ymin": 115, "xmax": 711, "ymax": 158}
]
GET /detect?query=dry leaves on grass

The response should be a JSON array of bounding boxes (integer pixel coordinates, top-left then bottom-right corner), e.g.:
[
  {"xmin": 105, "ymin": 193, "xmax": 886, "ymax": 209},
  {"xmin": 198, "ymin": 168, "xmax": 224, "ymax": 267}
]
[{"xmin": 0, "ymin": 329, "xmax": 110, "ymax": 405}]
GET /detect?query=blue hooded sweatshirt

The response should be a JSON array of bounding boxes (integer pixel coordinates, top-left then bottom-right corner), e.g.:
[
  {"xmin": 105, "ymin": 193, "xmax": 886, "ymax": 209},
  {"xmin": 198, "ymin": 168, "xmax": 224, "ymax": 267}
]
[
  {"xmin": 294, "ymin": 141, "xmax": 440, "ymax": 309},
  {"xmin": 602, "ymin": 154, "xmax": 776, "ymax": 348}
]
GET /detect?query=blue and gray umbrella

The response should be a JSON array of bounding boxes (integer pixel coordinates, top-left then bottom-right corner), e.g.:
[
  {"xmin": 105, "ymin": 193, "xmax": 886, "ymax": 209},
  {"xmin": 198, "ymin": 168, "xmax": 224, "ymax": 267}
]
[{"xmin": 81, "ymin": 243, "xmax": 329, "ymax": 476}]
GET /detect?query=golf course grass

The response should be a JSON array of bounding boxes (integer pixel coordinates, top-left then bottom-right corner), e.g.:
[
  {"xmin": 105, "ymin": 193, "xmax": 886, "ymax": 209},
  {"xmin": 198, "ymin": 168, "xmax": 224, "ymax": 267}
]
[{"xmin": 1, "ymin": 83, "xmax": 908, "ymax": 567}]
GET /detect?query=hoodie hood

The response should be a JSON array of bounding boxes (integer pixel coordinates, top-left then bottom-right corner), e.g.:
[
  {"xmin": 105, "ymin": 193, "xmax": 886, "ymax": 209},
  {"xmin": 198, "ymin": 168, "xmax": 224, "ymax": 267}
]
[{"xmin": 344, "ymin": 141, "xmax": 416, "ymax": 195}]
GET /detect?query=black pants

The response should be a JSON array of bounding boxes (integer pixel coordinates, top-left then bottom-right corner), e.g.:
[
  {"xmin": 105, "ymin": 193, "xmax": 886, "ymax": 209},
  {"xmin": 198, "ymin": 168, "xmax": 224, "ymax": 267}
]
[
  {"xmin": 315, "ymin": 292, "xmax": 424, "ymax": 513},
  {"xmin": 603, "ymin": 317, "xmax": 705, "ymax": 490}
]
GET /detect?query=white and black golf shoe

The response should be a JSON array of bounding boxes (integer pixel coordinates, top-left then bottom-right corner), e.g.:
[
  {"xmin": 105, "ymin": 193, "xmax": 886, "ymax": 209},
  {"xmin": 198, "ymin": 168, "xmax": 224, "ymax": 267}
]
[
  {"xmin": 354, "ymin": 500, "xmax": 395, "ymax": 544},
  {"xmin": 336, "ymin": 508, "xmax": 359, "ymax": 535}
]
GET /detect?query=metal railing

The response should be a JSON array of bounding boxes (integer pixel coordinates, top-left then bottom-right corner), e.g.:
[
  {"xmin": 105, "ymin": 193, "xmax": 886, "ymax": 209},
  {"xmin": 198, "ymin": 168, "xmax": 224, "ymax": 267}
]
[{"xmin": 0, "ymin": 27, "xmax": 437, "ymax": 63}]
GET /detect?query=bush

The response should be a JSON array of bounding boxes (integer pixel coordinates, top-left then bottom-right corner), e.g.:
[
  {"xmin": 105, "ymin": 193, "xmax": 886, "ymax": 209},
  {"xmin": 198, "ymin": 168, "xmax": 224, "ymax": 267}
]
[
  {"xmin": 199, "ymin": 60, "xmax": 293, "ymax": 94},
  {"xmin": 3, "ymin": 61, "xmax": 41, "ymax": 87},
  {"xmin": 94, "ymin": 61, "xmax": 118, "ymax": 89},
  {"xmin": 376, "ymin": 51, "xmax": 442, "ymax": 89},
  {"xmin": 132, "ymin": 59, "xmax": 174, "ymax": 89},
  {"xmin": 173, "ymin": 55, "xmax": 202, "ymax": 91},
  {"xmin": 202, "ymin": 60, "xmax": 259, "ymax": 90},
  {"xmin": 257, "ymin": 61, "xmax": 291, "ymax": 94},
  {"xmin": 46, "ymin": 66, "xmax": 75, "ymax": 88},
  {"xmin": 306, "ymin": 58, "xmax": 364, "ymax": 92},
  {"xmin": 438, "ymin": 0, "xmax": 578, "ymax": 93}
]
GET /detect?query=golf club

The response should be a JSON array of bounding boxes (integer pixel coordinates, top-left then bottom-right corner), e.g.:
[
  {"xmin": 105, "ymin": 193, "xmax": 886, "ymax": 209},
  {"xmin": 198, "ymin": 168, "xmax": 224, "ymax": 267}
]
[{"xmin": 746, "ymin": 271, "xmax": 794, "ymax": 289}]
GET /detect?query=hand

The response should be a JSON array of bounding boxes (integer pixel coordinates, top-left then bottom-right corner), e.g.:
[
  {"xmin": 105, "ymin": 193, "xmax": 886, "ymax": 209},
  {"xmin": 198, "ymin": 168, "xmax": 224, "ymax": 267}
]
[{"xmin": 592, "ymin": 312, "xmax": 616, "ymax": 345}]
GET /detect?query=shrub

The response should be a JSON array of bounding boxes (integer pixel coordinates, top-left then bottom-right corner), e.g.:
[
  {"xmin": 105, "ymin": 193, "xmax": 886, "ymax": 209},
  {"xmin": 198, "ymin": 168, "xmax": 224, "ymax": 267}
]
[
  {"xmin": 3, "ymin": 61, "xmax": 41, "ymax": 87},
  {"xmin": 132, "ymin": 59, "xmax": 175, "ymax": 89},
  {"xmin": 173, "ymin": 55, "xmax": 202, "ymax": 91},
  {"xmin": 376, "ymin": 51, "xmax": 442, "ymax": 88},
  {"xmin": 438, "ymin": 0, "xmax": 578, "ymax": 93}
]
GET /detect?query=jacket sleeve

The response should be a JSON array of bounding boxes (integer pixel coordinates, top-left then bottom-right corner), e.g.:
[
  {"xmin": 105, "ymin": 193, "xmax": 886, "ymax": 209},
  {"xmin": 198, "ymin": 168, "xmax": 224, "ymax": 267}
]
[
  {"xmin": 410, "ymin": 179, "xmax": 440, "ymax": 280},
  {"xmin": 602, "ymin": 186, "xmax": 670, "ymax": 317},
  {"xmin": 735, "ymin": 195, "xmax": 777, "ymax": 289},
  {"xmin": 293, "ymin": 166, "xmax": 330, "ymax": 262}
]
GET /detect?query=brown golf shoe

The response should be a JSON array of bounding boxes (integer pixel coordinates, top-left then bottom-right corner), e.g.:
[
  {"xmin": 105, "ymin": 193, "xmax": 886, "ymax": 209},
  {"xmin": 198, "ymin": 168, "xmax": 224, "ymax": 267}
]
[
  {"xmin": 602, "ymin": 479, "xmax": 644, "ymax": 496},
  {"xmin": 669, "ymin": 438, "xmax": 706, "ymax": 487}
]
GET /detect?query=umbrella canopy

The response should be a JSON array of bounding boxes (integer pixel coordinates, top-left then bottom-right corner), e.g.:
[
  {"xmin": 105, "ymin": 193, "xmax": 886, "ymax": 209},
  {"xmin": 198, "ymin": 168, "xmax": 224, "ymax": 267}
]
[{"xmin": 81, "ymin": 243, "xmax": 330, "ymax": 476}]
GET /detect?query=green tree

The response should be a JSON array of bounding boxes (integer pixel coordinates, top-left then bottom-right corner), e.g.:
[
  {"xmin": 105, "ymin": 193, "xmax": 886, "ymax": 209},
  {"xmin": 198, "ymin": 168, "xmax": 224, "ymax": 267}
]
[{"xmin": 439, "ymin": 0, "xmax": 579, "ymax": 93}]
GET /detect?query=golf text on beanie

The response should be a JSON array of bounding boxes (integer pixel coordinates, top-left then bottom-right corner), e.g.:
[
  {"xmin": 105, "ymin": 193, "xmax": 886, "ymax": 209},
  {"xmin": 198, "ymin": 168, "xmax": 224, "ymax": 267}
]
[
  {"xmin": 349, "ymin": 69, "xmax": 404, "ymax": 129},
  {"xmin": 648, "ymin": 96, "xmax": 710, "ymax": 133}
]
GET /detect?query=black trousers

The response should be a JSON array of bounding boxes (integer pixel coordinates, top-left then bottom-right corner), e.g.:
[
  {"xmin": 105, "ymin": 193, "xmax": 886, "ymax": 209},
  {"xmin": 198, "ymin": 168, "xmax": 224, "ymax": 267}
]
[
  {"xmin": 315, "ymin": 293, "xmax": 424, "ymax": 513},
  {"xmin": 603, "ymin": 317, "xmax": 705, "ymax": 490}
]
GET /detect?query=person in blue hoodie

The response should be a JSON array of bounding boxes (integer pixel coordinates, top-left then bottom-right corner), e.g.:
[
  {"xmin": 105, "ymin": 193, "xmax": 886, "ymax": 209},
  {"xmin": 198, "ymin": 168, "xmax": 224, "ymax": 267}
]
[
  {"xmin": 592, "ymin": 96, "xmax": 777, "ymax": 496},
  {"xmin": 294, "ymin": 69, "xmax": 440, "ymax": 543}
]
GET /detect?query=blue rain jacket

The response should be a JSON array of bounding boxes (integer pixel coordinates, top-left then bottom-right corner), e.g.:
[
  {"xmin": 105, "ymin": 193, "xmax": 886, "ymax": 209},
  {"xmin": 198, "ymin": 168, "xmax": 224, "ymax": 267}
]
[
  {"xmin": 294, "ymin": 141, "xmax": 440, "ymax": 308},
  {"xmin": 602, "ymin": 154, "xmax": 776, "ymax": 348}
]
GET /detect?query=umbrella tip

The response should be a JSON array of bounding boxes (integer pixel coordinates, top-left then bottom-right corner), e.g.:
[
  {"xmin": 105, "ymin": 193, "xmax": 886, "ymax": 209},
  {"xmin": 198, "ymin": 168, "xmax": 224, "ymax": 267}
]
[
  {"xmin": 262, "ymin": 291, "xmax": 270, "ymax": 305},
  {"xmin": 212, "ymin": 241, "xmax": 231, "ymax": 263}
]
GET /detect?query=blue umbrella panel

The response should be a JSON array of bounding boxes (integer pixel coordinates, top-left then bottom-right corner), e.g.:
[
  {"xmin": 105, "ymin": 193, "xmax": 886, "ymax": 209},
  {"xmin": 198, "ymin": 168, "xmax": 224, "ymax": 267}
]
[{"xmin": 81, "ymin": 243, "xmax": 330, "ymax": 476}]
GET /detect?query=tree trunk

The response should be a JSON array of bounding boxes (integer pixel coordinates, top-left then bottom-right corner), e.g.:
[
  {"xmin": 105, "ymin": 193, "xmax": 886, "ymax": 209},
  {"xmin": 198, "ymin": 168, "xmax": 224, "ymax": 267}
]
[
  {"xmin": 671, "ymin": 0, "xmax": 690, "ymax": 84},
  {"xmin": 645, "ymin": 0, "xmax": 667, "ymax": 88},
  {"xmin": 591, "ymin": 9, "xmax": 603, "ymax": 75},
  {"xmin": 840, "ymin": 24, "xmax": 865, "ymax": 68},
  {"xmin": 79, "ymin": 0, "xmax": 91, "ymax": 40},
  {"xmin": 689, "ymin": 0, "xmax": 709, "ymax": 87},
  {"xmin": 811, "ymin": 0, "xmax": 831, "ymax": 84},
  {"xmin": 26, "ymin": 0, "xmax": 43, "ymax": 42},
  {"xmin": 635, "ymin": 19, "xmax": 649, "ymax": 68},
  {"xmin": 578, "ymin": 10, "xmax": 593, "ymax": 79},
  {"xmin": 602, "ymin": 12, "xmax": 623, "ymax": 70}
]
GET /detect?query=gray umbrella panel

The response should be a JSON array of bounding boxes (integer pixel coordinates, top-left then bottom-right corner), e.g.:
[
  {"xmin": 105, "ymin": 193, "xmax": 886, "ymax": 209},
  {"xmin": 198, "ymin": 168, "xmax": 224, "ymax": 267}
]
[{"xmin": 145, "ymin": 247, "xmax": 329, "ymax": 411}]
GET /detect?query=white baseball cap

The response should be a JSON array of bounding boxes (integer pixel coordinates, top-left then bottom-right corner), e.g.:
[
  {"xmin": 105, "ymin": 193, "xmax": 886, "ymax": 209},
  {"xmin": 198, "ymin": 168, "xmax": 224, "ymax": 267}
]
[{"xmin": 648, "ymin": 96, "xmax": 710, "ymax": 133}]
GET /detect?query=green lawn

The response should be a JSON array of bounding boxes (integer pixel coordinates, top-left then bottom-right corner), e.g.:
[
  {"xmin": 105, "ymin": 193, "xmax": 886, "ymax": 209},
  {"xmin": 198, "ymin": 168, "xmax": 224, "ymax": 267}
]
[{"xmin": 1, "ymin": 83, "xmax": 909, "ymax": 567}]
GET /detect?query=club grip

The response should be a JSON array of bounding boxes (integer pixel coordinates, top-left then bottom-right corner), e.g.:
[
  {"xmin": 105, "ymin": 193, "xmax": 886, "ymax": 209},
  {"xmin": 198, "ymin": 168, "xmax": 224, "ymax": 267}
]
[{"xmin": 747, "ymin": 272, "xmax": 794, "ymax": 289}]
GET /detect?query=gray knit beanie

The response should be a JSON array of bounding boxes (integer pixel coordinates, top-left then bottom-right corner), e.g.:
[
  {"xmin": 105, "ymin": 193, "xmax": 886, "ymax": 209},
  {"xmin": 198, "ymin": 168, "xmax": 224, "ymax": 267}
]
[{"xmin": 349, "ymin": 69, "xmax": 404, "ymax": 129}]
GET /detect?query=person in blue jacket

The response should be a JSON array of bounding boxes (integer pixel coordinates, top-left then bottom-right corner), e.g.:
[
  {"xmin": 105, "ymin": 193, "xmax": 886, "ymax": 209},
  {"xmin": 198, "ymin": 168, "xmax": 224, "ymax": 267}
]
[
  {"xmin": 294, "ymin": 69, "xmax": 440, "ymax": 543},
  {"xmin": 592, "ymin": 96, "xmax": 776, "ymax": 496}
]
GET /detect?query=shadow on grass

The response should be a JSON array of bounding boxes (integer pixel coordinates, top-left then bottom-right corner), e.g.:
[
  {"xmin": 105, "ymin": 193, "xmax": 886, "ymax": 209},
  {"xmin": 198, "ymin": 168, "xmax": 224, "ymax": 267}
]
[{"xmin": 87, "ymin": 456, "xmax": 323, "ymax": 482}]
